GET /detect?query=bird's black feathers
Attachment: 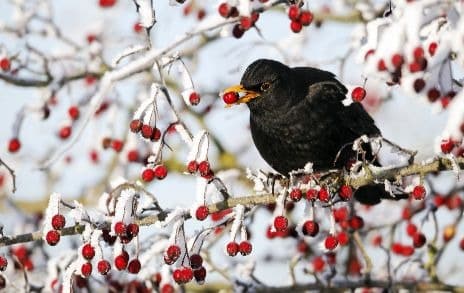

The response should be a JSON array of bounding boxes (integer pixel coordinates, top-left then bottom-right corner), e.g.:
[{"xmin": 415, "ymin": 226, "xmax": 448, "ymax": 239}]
[{"xmin": 239, "ymin": 59, "xmax": 397, "ymax": 205}]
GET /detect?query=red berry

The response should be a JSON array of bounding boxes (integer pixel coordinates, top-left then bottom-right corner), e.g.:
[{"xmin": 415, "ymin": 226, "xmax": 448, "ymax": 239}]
[
  {"xmin": 306, "ymin": 188, "xmax": 317, "ymax": 200},
  {"xmin": 114, "ymin": 221, "xmax": 126, "ymax": 236},
  {"xmin": 391, "ymin": 53, "xmax": 404, "ymax": 68},
  {"xmin": 428, "ymin": 42, "xmax": 438, "ymax": 56},
  {"xmin": 180, "ymin": 266, "xmax": 193, "ymax": 283},
  {"xmin": 130, "ymin": 119, "xmax": 142, "ymax": 133},
  {"xmin": 318, "ymin": 187, "xmax": 330, "ymax": 202},
  {"xmin": 312, "ymin": 256, "xmax": 325, "ymax": 272},
  {"xmin": 218, "ymin": 3, "xmax": 230, "ymax": 18},
  {"xmin": 195, "ymin": 205, "xmax": 209, "ymax": 221},
  {"xmin": 339, "ymin": 184, "xmax": 353, "ymax": 200},
  {"xmin": 51, "ymin": 214, "xmax": 66, "ymax": 230},
  {"xmin": 189, "ymin": 254, "xmax": 203, "ymax": 269},
  {"xmin": 333, "ymin": 207, "xmax": 348, "ymax": 222},
  {"xmin": 68, "ymin": 106, "xmax": 80, "ymax": 120},
  {"xmin": 302, "ymin": 220, "xmax": 319, "ymax": 237},
  {"xmin": 413, "ymin": 46, "xmax": 424, "ymax": 60},
  {"xmin": 8, "ymin": 138, "xmax": 21, "ymax": 153},
  {"xmin": 187, "ymin": 160, "xmax": 198, "ymax": 173},
  {"xmin": 411, "ymin": 185, "xmax": 426, "ymax": 200},
  {"xmin": 324, "ymin": 234, "xmax": 338, "ymax": 250},
  {"xmin": 351, "ymin": 87, "xmax": 366, "ymax": 102},
  {"xmin": 97, "ymin": 259, "xmax": 111, "ymax": 275},
  {"xmin": 111, "ymin": 139, "xmax": 124, "ymax": 152},
  {"xmin": 406, "ymin": 222, "xmax": 417, "ymax": 237},
  {"xmin": 413, "ymin": 233, "xmax": 426, "ymax": 248},
  {"xmin": 377, "ymin": 59, "xmax": 387, "ymax": 71},
  {"xmin": 239, "ymin": 241, "xmax": 252, "ymax": 256},
  {"xmin": 161, "ymin": 284, "xmax": 175, "ymax": 293},
  {"xmin": 240, "ymin": 17, "xmax": 253, "ymax": 30},
  {"xmin": 409, "ymin": 62, "xmax": 421, "ymax": 73},
  {"xmin": 460, "ymin": 238, "xmax": 464, "ymax": 251},
  {"xmin": 114, "ymin": 254, "xmax": 128, "ymax": 270},
  {"xmin": 81, "ymin": 243, "xmax": 95, "ymax": 260},
  {"xmin": 127, "ymin": 223, "xmax": 139, "ymax": 238},
  {"xmin": 337, "ymin": 231, "xmax": 349, "ymax": 246},
  {"xmin": 0, "ymin": 256, "xmax": 8, "ymax": 271},
  {"xmin": 141, "ymin": 124, "xmax": 153, "ymax": 139},
  {"xmin": 223, "ymin": 91, "xmax": 239, "ymax": 104},
  {"xmin": 290, "ymin": 20, "xmax": 303, "ymax": 33},
  {"xmin": 46, "ymin": 230, "xmax": 60, "ymax": 246},
  {"xmin": 232, "ymin": 24, "xmax": 245, "ymax": 38},
  {"xmin": 154, "ymin": 165, "xmax": 168, "ymax": 179},
  {"xmin": 427, "ymin": 88, "xmax": 440, "ymax": 102},
  {"xmin": 441, "ymin": 139, "xmax": 454, "ymax": 154},
  {"xmin": 194, "ymin": 266, "xmax": 206, "ymax": 284},
  {"xmin": 173, "ymin": 268, "xmax": 183, "ymax": 283},
  {"xmin": 288, "ymin": 5, "xmax": 300, "ymax": 21},
  {"xmin": 289, "ymin": 188, "xmax": 302, "ymax": 201},
  {"xmin": 413, "ymin": 78, "xmax": 426, "ymax": 93},
  {"xmin": 226, "ymin": 241, "xmax": 239, "ymax": 256},
  {"xmin": 300, "ymin": 10, "xmax": 313, "ymax": 26},
  {"xmin": 151, "ymin": 128, "xmax": 162, "ymax": 142},
  {"xmin": 141, "ymin": 168, "xmax": 155, "ymax": 182},
  {"xmin": 127, "ymin": 150, "xmax": 139, "ymax": 162},
  {"xmin": 133, "ymin": 22, "xmax": 143, "ymax": 33},
  {"xmin": 128, "ymin": 259, "xmax": 141, "ymax": 274},
  {"xmin": 166, "ymin": 245, "xmax": 181, "ymax": 260},
  {"xmin": 81, "ymin": 262, "xmax": 92, "ymax": 278},
  {"xmin": 99, "ymin": 0, "xmax": 116, "ymax": 7},
  {"xmin": 198, "ymin": 161, "xmax": 210, "ymax": 177},
  {"xmin": 349, "ymin": 215, "xmax": 364, "ymax": 230},
  {"xmin": 274, "ymin": 216, "xmax": 288, "ymax": 231},
  {"xmin": 59, "ymin": 126, "xmax": 72, "ymax": 139},
  {"xmin": 0, "ymin": 58, "xmax": 11, "ymax": 71},
  {"xmin": 401, "ymin": 245, "xmax": 415, "ymax": 256},
  {"xmin": 189, "ymin": 92, "xmax": 201, "ymax": 105}
]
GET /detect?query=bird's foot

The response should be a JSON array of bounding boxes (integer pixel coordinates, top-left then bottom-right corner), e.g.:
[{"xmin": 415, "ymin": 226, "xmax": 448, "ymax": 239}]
[{"xmin": 260, "ymin": 171, "xmax": 286, "ymax": 194}]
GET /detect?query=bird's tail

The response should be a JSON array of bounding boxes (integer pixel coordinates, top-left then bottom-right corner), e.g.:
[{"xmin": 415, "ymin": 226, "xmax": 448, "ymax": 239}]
[{"xmin": 354, "ymin": 184, "xmax": 409, "ymax": 205}]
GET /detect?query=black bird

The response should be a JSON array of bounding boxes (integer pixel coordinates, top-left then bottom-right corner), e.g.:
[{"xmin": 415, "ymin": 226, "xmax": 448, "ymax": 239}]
[{"xmin": 223, "ymin": 59, "xmax": 402, "ymax": 205}]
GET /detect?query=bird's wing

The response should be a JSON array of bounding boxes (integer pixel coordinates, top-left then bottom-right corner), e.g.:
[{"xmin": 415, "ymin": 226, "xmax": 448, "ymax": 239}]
[{"xmin": 304, "ymin": 80, "xmax": 381, "ymax": 137}]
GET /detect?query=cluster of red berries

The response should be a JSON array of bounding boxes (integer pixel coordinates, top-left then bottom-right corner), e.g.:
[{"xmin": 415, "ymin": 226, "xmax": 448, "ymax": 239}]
[
  {"xmin": 114, "ymin": 221, "xmax": 140, "ymax": 244},
  {"xmin": 288, "ymin": 184, "xmax": 353, "ymax": 204},
  {"xmin": 225, "ymin": 240, "xmax": 253, "ymax": 256},
  {"xmin": 218, "ymin": 3, "xmax": 260, "ymax": 38},
  {"xmin": 287, "ymin": 5, "xmax": 313, "ymax": 33},
  {"xmin": 45, "ymin": 214, "xmax": 66, "ymax": 246},
  {"xmin": 186, "ymin": 160, "xmax": 214, "ymax": 180},
  {"xmin": 141, "ymin": 164, "xmax": 168, "ymax": 182},
  {"xmin": 183, "ymin": 3, "xmax": 207, "ymax": 21},
  {"xmin": 405, "ymin": 222, "xmax": 427, "ymax": 248},
  {"xmin": 102, "ymin": 137, "xmax": 125, "ymax": 153},
  {"xmin": 10, "ymin": 245, "xmax": 34, "ymax": 271},
  {"xmin": 440, "ymin": 138, "xmax": 463, "ymax": 155},
  {"xmin": 164, "ymin": 245, "xmax": 206, "ymax": 284},
  {"xmin": 0, "ymin": 57, "xmax": 11, "ymax": 71},
  {"xmin": 130, "ymin": 119, "xmax": 162, "ymax": 142}
]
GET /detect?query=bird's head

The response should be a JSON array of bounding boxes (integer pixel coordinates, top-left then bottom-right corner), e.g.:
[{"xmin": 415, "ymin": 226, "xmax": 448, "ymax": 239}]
[{"xmin": 222, "ymin": 59, "xmax": 296, "ymax": 113}]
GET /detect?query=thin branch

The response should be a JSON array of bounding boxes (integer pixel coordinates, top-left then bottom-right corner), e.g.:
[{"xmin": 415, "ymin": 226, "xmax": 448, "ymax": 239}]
[{"xmin": 0, "ymin": 157, "xmax": 16, "ymax": 193}]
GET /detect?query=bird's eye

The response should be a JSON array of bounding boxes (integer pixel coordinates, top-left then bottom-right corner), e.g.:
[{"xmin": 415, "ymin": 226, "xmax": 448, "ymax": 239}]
[{"xmin": 260, "ymin": 82, "xmax": 271, "ymax": 92}]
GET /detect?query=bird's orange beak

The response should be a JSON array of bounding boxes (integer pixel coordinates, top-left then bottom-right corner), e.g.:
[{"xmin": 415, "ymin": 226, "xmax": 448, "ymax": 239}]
[{"xmin": 221, "ymin": 84, "xmax": 260, "ymax": 106}]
